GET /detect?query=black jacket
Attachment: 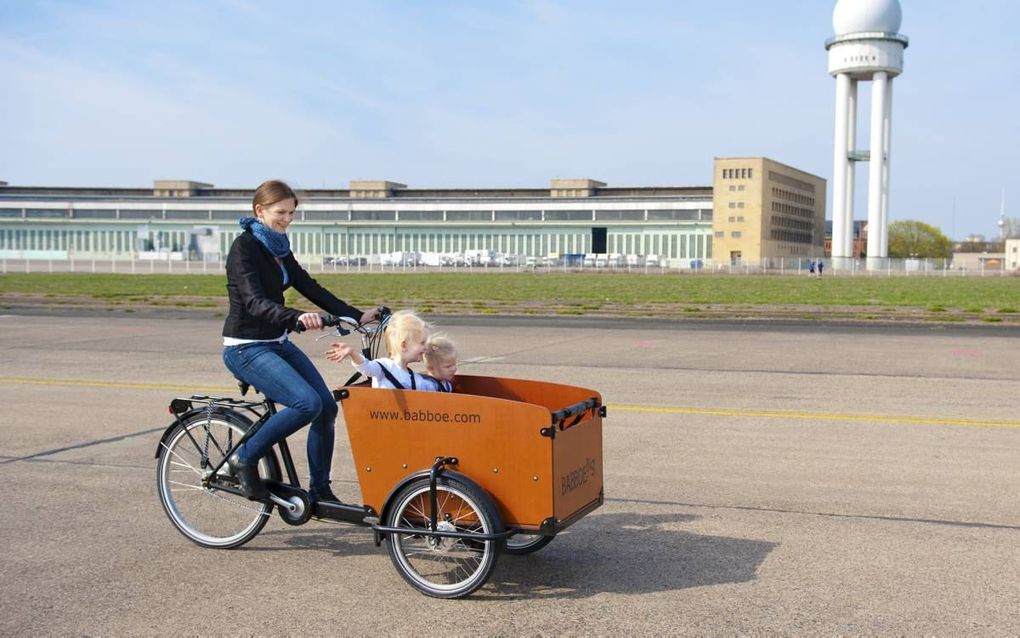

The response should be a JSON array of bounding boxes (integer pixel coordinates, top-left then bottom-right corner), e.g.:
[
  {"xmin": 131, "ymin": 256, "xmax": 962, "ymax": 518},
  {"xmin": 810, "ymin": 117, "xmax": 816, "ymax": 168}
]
[{"xmin": 222, "ymin": 231, "xmax": 363, "ymax": 340}]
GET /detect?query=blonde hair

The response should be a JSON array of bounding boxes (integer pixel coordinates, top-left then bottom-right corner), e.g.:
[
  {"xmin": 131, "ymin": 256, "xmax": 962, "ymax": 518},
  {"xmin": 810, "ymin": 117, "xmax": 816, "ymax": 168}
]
[
  {"xmin": 424, "ymin": 333, "xmax": 458, "ymax": 368},
  {"xmin": 384, "ymin": 310, "xmax": 426, "ymax": 358}
]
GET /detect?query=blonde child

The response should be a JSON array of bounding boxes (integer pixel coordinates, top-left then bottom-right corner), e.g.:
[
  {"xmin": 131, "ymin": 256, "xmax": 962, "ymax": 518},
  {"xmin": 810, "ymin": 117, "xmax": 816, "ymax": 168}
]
[
  {"xmin": 325, "ymin": 310, "xmax": 430, "ymax": 390},
  {"xmin": 419, "ymin": 333, "xmax": 459, "ymax": 393}
]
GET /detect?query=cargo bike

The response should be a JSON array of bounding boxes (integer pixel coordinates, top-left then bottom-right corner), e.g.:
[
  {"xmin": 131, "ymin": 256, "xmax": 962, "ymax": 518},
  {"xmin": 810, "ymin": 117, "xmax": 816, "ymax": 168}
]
[{"xmin": 154, "ymin": 310, "xmax": 605, "ymax": 598}]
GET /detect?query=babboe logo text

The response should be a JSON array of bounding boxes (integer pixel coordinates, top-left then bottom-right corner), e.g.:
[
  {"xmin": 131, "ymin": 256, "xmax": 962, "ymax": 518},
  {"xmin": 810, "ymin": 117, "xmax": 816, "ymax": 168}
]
[
  {"xmin": 561, "ymin": 458, "xmax": 596, "ymax": 496},
  {"xmin": 368, "ymin": 409, "xmax": 481, "ymax": 424}
]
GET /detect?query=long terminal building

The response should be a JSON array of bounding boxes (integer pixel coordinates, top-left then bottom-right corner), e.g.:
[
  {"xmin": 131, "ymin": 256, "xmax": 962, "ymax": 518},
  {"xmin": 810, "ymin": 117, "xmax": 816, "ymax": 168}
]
[{"xmin": 0, "ymin": 157, "xmax": 825, "ymax": 269}]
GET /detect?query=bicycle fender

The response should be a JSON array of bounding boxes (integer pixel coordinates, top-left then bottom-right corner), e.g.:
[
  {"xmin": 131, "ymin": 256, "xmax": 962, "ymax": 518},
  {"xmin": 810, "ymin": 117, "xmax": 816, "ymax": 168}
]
[
  {"xmin": 376, "ymin": 468, "xmax": 487, "ymax": 533},
  {"xmin": 153, "ymin": 420, "xmax": 182, "ymax": 459}
]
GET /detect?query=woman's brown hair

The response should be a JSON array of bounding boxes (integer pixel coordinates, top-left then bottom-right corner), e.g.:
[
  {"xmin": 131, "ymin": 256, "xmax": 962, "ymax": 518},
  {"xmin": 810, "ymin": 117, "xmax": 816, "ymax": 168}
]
[{"xmin": 252, "ymin": 180, "xmax": 298, "ymax": 215}]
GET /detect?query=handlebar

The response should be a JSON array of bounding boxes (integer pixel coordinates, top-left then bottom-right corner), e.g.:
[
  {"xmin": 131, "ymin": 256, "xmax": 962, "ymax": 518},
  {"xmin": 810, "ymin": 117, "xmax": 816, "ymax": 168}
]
[
  {"xmin": 293, "ymin": 306, "xmax": 392, "ymax": 367},
  {"xmin": 292, "ymin": 306, "xmax": 391, "ymax": 334}
]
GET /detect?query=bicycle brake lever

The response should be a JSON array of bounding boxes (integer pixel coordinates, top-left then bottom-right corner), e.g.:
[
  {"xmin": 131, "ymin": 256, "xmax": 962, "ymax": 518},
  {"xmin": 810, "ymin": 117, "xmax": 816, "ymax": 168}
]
[{"xmin": 315, "ymin": 326, "xmax": 349, "ymax": 342}]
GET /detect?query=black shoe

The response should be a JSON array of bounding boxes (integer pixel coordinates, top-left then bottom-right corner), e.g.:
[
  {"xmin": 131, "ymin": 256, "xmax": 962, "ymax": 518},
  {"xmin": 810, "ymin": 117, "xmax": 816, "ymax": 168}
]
[
  {"xmin": 228, "ymin": 454, "xmax": 269, "ymax": 501},
  {"xmin": 309, "ymin": 484, "xmax": 342, "ymax": 504}
]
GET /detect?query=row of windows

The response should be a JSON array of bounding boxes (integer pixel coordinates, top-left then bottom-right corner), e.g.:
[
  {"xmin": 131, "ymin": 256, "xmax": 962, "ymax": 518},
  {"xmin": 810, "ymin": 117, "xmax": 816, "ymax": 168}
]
[
  {"xmin": 770, "ymin": 229, "xmax": 813, "ymax": 244},
  {"xmin": 0, "ymin": 227, "xmax": 711, "ymax": 260},
  {"xmin": 249, "ymin": 231, "xmax": 708, "ymax": 260},
  {"xmin": 727, "ymin": 202, "xmax": 745, "ymax": 209},
  {"xmin": 842, "ymin": 55, "xmax": 878, "ymax": 63},
  {"xmin": 727, "ymin": 216, "xmax": 745, "ymax": 223},
  {"xmin": 714, "ymin": 231, "xmax": 743, "ymax": 239},
  {"xmin": 770, "ymin": 215, "xmax": 814, "ymax": 232},
  {"xmin": 767, "ymin": 170, "xmax": 816, "ymax": 194},
  {"xmin": 0, "ymin": 208, "xmax": 709, "ymax": 223},
  {"xmin": 1, "ymin": 228, "xmax": 126, "ymax": 252},
  {"xmin": 771, "ymin": 187, "xmax": 815, "ymax": 207},
  {"xmin": 771, "ymin": 201, "xmax": 816, "ymax": 219},
  {"xmin": 721, "ymin": 168, "xmax": 753, "ymax": 180},
  {"xmin": 727, "ymin": 184, "xmax": 746, "ymax": 192},
  {"xmin": 775, "ymin": 243, "xmax": 811, "ymax": 256}
]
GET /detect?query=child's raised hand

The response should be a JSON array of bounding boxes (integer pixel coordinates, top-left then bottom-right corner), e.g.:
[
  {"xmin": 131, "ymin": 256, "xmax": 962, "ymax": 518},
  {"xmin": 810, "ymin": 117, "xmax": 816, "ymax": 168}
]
[{"xmin": 325, "ymin": 342, "xmax": 352, "ymax": 362}]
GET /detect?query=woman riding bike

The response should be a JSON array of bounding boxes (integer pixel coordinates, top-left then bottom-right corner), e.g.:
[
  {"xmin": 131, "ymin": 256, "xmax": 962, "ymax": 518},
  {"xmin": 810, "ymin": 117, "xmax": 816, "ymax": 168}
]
[{"xmin": 222, "ymin": 179, "xmax": 377, "ymax": 503}]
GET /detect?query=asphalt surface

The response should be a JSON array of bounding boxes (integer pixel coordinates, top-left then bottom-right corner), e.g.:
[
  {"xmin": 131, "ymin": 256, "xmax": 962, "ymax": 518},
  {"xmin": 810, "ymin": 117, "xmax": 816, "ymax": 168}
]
[{"xmin": 1, "ymin": 313, "xmax": 1019, "ymax": 635}]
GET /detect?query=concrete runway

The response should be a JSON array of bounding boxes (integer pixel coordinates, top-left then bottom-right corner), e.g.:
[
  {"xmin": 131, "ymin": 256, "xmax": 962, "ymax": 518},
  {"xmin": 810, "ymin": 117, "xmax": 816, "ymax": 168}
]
[{"xmin": 1, "ymin": 312, "xmax": 1019, "ymax": 635}]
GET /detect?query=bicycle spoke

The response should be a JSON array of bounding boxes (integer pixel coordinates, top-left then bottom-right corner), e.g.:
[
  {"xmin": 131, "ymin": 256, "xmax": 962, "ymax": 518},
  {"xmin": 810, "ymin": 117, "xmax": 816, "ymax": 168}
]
[
  {"xmin": 199, "ymin": 423, "xmax": 231, "ymax": 460},
  {"xmin": 157, "ymin": 414, "xmax": 271, "ymax": 548},
  {"xmin": 168, "ymin": 480, "xmax": 207, "ymax": 490},
  {"xmin": 204, "ymin": 488, "xmax": 272, "ymax": 515},
  {"xmin": 386, "ymin": 479, "xmax": 499, "ymax": 597},
  {"xmin": 163, "ymin": 445, "xmax": 205, "ymax": 478}
]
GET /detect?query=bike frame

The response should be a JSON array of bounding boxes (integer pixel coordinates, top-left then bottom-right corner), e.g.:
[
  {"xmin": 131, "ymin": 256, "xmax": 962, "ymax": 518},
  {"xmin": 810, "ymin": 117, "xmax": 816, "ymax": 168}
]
[
  {"xmin": 156, "ymin": 309, "xmax": 522, "ymax": 538},
  {"xmin": 164, "ymin": 389, "xmax": 376, "ymax": 523}
]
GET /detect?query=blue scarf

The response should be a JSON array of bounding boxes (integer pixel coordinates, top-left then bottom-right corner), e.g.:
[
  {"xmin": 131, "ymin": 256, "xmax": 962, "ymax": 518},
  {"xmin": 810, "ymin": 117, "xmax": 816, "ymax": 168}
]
[
  {"xmin": 240, "ymin": 217, "xmax": 291, "ymax": 257},
  {"xmin": 239, "ymin": 216, "xmax": 291, "ymax": 285}
]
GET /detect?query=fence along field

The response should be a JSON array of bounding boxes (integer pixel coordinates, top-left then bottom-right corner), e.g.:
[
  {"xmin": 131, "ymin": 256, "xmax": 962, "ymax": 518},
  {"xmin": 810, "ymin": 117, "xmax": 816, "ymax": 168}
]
[
  {"xmin": 1, "ymin": 272, "xmax": 1018, "ymax": 324},
  {"xmin": 0, "ymin": 252, "xmax": 1015, "ymax": 277}
]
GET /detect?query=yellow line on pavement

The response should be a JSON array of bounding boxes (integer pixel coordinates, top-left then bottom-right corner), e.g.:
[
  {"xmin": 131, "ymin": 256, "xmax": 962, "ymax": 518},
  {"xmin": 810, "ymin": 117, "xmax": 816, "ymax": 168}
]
[
  {"xmin": 609, "ymin": 404, "xmax": 1020, "ymax": 429},
  {"xmin": 2, "ymin": 377, "xmax": 1016, "ymax": 429},
  {"xmin": 0, "ymin": 377, "xmax": 233, "ymax": 393}
]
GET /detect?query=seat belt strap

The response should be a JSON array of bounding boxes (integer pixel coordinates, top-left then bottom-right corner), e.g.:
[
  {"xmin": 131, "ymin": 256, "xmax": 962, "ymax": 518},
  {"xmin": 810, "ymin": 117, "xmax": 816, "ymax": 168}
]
[
  {"xmin": 380, "ymin": 365, "xmax": 414, "ymax": 390},
  {"xmin": 421, "ymin": 374, "xmax": 452, "ymax": 392}
]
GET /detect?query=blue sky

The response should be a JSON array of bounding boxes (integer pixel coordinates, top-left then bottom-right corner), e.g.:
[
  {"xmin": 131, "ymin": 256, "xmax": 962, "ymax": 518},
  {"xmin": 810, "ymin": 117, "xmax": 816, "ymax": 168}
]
[{"xmin": 1, "ymin": 1, "xmax": 1017, "ymax": 239}]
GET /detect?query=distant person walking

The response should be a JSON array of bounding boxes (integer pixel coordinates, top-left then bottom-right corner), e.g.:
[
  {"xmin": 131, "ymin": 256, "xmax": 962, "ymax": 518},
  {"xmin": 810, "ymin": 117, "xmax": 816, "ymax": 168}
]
[
  {"xmin": 817, "ymin": 259, "xmax": 824, "ymax": 276},
  {"xmin": 808, "ymin": 259, "xmax": 816, "ymax": 276}
]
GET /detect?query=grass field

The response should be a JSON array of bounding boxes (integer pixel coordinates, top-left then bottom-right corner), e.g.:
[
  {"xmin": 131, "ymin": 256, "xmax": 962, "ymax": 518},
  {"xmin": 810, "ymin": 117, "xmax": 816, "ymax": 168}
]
[{"xmin": 1, "ymin": 272, "xmax": 1018, "ymax": 322}]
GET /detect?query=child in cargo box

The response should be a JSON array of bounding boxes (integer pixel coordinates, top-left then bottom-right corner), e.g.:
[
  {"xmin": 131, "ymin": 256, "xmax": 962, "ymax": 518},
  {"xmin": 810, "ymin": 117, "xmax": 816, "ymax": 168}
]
[
  {"xmin": 420, "ymin": 333, "xmax": 458, "ymax": 392},
  {"xmin": 325, "ymin": 310, "xmax": 458, "ymax": 392}
]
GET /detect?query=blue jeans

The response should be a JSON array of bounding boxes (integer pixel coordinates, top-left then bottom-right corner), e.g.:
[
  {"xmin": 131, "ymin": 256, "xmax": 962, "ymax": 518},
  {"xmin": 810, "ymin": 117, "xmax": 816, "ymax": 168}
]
[{"xmin": 222, "ymin": 339, "xmax": 337, "ymax": 492}]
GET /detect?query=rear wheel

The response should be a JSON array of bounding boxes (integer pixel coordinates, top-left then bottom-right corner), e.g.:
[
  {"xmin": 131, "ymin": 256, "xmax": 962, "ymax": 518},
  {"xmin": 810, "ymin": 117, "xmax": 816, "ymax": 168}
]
[
  {"xmin": 505, "ymin": 532, "xmax": 554, "ymax": 555},
  {"xmin": 385, "ymin": 475, "xmax": 502, "ymax": 598},
  {"xmin": 156, "ymin": 411, "xmax": 274, "ymax": 548}
]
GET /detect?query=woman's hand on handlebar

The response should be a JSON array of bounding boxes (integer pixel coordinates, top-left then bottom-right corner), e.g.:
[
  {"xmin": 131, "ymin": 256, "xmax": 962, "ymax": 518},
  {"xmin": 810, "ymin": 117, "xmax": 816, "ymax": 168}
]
[
  {"xmin": 293, "ymin": 306, "xmax": 388, "ymax": 333},
  {"xmin": 297, "ymin": 312, "xmax": 324, "ymax": 332},
  {"xmin": 359, "ymin": 307, "xmax": 381, "ymax": 325}
]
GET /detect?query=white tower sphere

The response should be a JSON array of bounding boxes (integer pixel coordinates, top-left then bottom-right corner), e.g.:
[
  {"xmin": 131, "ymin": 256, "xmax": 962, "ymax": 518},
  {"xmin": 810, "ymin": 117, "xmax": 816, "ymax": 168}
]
[{"xmin": 833, "ymin": 0, "xmax": 903, "ymax": 35}]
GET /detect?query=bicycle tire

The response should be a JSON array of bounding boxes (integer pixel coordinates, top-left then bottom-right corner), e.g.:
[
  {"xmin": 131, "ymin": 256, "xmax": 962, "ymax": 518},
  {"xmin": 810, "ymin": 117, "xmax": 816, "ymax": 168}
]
[
  {"xmin": 385, "ymin": 475, "xmax": 502, "ymax": 598},
  {"xmin": 156, "ymin": 409, "xmax": 274, "ymax": 549}
]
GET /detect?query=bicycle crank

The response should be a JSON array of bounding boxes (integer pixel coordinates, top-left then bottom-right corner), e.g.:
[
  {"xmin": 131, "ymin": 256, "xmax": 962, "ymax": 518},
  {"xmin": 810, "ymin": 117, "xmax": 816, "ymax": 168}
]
[{"xmin": 264, "ymin": 481, "xmax": 314, "ymax": 526}]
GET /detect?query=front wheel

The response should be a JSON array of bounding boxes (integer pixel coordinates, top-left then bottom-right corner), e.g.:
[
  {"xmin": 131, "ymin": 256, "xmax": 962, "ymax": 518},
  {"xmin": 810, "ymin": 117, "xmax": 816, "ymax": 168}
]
[
  {"xmin": 156, "ymin": 410, "xmax": 274, "ymax": 548},
  {"xmin": 385, "ymin": 475, "xmax": 502, "ymax": 598}
]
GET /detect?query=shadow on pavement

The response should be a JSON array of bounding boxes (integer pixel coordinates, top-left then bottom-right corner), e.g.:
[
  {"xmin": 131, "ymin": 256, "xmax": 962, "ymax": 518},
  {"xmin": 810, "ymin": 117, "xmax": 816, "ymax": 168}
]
[
  {"xmin": 251, "ymin": 510, "xmax": 776, "ymax": 599},
  {"xmin": 477, "ymin": 511, "xmax": 778, "ymax": 600}
]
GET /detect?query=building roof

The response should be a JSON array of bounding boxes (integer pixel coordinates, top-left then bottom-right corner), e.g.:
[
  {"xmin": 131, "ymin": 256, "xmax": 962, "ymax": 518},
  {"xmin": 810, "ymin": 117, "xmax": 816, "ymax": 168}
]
[{"xmin": 0, "ymin": 182, "xmax": 713, "ymax": 202}]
